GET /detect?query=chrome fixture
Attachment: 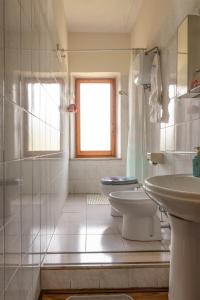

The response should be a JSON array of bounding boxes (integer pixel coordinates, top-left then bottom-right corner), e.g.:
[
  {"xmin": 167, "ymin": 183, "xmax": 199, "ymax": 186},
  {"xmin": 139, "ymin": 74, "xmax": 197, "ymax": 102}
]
[
  {"xmin": 118, "ymin": 90, "xmax": 128, "ymax": 96},
  {"xmin": 145, "ymin": 46, "xmax": 160, "ymax": 55}
]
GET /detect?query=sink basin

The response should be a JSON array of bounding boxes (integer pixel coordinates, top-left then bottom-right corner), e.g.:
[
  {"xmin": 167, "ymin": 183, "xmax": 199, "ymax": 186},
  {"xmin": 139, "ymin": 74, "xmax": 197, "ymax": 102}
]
[
  {"xmin": 144, "ymin": 174, "xmax": 200, "ymax": 300},
  {"xmin": 144, "ymin": 174, "xmax": 200, "ymax": 222}
]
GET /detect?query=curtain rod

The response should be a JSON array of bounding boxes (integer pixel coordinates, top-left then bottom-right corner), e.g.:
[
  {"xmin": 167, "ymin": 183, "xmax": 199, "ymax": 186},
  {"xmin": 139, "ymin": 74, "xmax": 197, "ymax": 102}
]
[
  {"xmin": 56, "ymin": 44, "xmax": 146, "ymax": 53},
  {"xmin": 145, "ymin": 46, "xmax": 160, "ymax": 55}
]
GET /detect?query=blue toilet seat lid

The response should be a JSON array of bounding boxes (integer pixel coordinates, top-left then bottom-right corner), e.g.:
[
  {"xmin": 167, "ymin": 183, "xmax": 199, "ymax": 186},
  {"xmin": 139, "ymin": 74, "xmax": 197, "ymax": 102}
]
[{"xmin": 101, "ymin": 176, "xmax": 138, "ymax": 185}]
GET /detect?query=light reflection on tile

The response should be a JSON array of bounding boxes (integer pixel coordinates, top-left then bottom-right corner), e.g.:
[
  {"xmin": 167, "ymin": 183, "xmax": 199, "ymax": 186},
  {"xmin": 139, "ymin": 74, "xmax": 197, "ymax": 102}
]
[
  {"xmin": 86, "ymin": 221, "xmax": 120, "ymax": 235},
  {"xmin": 47, "ymin": 235, "xmax": 86, "ymax": 253},
  {"xmin": 55, "ymin": 222, "xmax": 86, "ymax": 235},
  {"xmin": 86, "ymin": 235, "xmax": 125, "ymax": 252},
  {"xmin": 58, "ymin": 213, "xmax": 86, "ymax": 224},
  {"xmin": 43, "ymin": 253, "xmax": 115, "ymax": 265}
]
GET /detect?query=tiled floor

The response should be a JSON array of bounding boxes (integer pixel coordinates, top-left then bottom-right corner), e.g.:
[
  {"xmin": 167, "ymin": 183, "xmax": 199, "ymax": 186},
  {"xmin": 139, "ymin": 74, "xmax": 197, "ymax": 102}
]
[{"xmin": 47, "ymin": 194, "xmax": 171, "ymax": 254}]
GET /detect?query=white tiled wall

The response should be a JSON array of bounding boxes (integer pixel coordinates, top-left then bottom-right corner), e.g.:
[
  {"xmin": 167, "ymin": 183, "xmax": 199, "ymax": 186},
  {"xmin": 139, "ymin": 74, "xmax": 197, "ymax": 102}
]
[
  {"xmin": 69, "ymin": 159, "xmax": 126, "ymax": 193},
  {"xmin": 131, "ymin": 0, "xmax": 200, "ymax": 179},
  {"xmin": 0, "ymin": 0, "xmax": 69, "ymax": 299},
  {"xmin": 41, "ymin": 266, "xmax": 169, "ymax": 289}
]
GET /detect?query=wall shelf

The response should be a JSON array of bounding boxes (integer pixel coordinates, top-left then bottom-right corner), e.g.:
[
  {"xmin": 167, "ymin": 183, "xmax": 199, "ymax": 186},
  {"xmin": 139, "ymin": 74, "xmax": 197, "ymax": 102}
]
[{"xmin": 178, "ymin": 86, "xmax": 200, "ymax": 99}]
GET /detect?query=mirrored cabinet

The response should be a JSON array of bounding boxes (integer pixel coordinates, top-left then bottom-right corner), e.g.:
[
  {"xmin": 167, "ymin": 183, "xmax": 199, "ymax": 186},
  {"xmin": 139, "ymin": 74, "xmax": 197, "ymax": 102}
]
[{"xmin": 177, "ymin": 15, "xmax": 200, "ymax": 98}]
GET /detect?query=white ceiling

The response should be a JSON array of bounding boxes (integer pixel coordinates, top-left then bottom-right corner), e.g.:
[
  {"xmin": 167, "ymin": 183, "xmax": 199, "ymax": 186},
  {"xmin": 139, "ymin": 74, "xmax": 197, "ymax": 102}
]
[{"xmin": 63, "ymin": 0, "xmax": 143, "ymax": 33}]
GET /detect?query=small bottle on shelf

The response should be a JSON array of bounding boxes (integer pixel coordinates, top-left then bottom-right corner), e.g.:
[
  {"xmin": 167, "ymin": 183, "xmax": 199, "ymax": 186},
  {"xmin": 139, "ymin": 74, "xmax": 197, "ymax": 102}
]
[{"xmin": 192, "ymin": 147, "xmax": 200, "ymax": 177}]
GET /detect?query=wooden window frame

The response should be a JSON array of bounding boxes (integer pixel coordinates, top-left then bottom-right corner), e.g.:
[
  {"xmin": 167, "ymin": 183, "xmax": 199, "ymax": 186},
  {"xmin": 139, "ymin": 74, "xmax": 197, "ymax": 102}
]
[{"xmin": 75, "ymin": 78, "xmax": 116, "ymax": 158}]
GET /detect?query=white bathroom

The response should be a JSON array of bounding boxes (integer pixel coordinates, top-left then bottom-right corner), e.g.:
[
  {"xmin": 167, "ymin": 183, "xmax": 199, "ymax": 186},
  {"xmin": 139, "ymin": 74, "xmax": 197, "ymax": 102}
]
[{"xmin": 1, "ymin": 1, "xmax": 200, "ymax": 300}]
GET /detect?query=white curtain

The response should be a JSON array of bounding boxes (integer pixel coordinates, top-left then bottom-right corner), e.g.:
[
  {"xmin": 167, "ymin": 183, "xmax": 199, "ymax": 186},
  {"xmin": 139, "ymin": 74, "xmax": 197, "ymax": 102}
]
[{"xmin": 126, "ymin": 52, "xmax": 148, "ymax": 183}]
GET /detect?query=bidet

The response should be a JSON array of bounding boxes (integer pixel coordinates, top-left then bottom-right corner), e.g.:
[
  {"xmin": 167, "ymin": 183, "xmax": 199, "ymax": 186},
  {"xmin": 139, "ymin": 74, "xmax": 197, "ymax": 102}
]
[{"xmin": 109, "ymin": 190, "xmax": 161, "ymax": 241}]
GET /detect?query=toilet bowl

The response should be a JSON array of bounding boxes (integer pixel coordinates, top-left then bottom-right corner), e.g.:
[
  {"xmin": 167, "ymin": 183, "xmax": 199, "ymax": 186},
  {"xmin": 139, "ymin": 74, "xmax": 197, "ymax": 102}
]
[
  {"xmin": 100, "ymin": 176, "xmax": 140, "ymax": 216},
  {"xmin": 109, "ymin": 190, "xmax": 161, "ymax": 241}
]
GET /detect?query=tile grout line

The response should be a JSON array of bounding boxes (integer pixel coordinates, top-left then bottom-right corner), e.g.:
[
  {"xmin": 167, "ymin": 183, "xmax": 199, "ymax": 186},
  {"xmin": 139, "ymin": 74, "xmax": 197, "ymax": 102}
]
[{"xmin": 85, "ymin": 194, "xmax": 88, "ymax": 253}]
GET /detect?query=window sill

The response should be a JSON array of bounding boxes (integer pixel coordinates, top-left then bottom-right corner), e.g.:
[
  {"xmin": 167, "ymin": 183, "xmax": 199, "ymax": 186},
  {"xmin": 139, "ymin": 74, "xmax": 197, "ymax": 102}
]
[{"xmin": 70, "ymin": 157, "xmax": 122, "ymax": 161}]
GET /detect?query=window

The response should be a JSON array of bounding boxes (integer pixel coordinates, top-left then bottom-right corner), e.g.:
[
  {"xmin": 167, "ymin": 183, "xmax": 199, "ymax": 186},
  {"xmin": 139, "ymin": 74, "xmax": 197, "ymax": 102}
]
[
  {"xmin": 75, "ymin": 78, "xmax": 116, "ymax": 158},
  {"xmin": 25, "ymin": 79, "xmax": 62, "ymax": 155}
]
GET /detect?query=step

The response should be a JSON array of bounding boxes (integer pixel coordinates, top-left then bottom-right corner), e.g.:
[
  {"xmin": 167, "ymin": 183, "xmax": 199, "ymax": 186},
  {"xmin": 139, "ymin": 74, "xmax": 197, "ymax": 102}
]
[{"xmin": 41, "ymin": 252, "xmax": 170, "ymax": 290}]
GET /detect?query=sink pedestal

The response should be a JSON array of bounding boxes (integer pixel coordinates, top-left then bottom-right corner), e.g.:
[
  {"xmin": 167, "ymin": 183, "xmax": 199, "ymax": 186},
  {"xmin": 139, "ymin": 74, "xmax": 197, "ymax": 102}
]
[
  {"xmin": 144, "ymin": 174, "xmax": 200, "ymax": 299},
  {"xmin": 169, "ymin": 215, "xmax": 200, "ymax": 300}
]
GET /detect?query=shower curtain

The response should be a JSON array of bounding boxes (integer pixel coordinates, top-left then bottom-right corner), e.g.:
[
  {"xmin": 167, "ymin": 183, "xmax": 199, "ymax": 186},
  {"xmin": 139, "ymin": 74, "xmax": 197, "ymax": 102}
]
[{"xmin": 126, "ymin": 52, "xmax": 148, "ymax": 183}]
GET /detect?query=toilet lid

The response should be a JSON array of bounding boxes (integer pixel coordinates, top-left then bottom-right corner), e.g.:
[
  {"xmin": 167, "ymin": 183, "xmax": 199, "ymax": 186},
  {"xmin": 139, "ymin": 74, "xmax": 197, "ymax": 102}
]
[{"xmin": 101, "ymin": 176, "xmax": 138, "ymax": 185}]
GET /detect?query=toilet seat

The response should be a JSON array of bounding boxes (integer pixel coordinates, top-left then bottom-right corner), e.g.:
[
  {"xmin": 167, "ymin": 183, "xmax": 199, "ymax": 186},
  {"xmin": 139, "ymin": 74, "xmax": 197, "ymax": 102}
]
[{"xmin": 101, "ymin": 176, "xmax": 138, "ymax": 185}]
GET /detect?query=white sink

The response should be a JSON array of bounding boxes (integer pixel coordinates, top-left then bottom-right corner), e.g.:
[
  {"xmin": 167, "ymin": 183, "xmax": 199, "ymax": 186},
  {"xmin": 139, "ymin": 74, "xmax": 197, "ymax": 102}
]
[
  {"xmin": 144, "ymin": 174, "xmax": 200, "ymax": 222},
  {"xmin": 144, "ymin": 174, "xmax": 200, "ymax": 300}
]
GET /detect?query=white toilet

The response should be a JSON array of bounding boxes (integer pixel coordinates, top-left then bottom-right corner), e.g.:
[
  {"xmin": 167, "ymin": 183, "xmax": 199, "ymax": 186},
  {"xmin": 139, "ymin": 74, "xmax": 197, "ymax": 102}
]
[
  {"xmin": 101, "ymin": 176, "xmax": 140, "ymax": 216},
  {"xmin": 109, "ymin": 190, "xmax": 161, "ymax": 241}
]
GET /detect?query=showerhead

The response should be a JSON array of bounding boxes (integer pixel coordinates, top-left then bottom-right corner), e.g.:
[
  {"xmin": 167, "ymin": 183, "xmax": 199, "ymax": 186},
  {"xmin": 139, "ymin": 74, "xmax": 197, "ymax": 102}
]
[{"xmin": 118, "ymin": 90, "xmax": 128, "ymax": 96}]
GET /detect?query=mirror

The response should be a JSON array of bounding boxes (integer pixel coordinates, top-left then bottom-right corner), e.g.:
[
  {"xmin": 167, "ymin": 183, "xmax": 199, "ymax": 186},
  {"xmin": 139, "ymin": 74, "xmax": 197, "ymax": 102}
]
[{"xmin": 177, "ymin": 15, "xmax": 200, "ymax": 98}]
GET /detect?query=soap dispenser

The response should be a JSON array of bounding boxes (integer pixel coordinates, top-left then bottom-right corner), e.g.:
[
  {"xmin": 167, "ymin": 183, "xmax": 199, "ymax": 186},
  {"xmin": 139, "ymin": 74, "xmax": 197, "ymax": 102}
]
[{"xmin": 193, "ymin": 147, "xmax": 200, "ymax": 177}]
